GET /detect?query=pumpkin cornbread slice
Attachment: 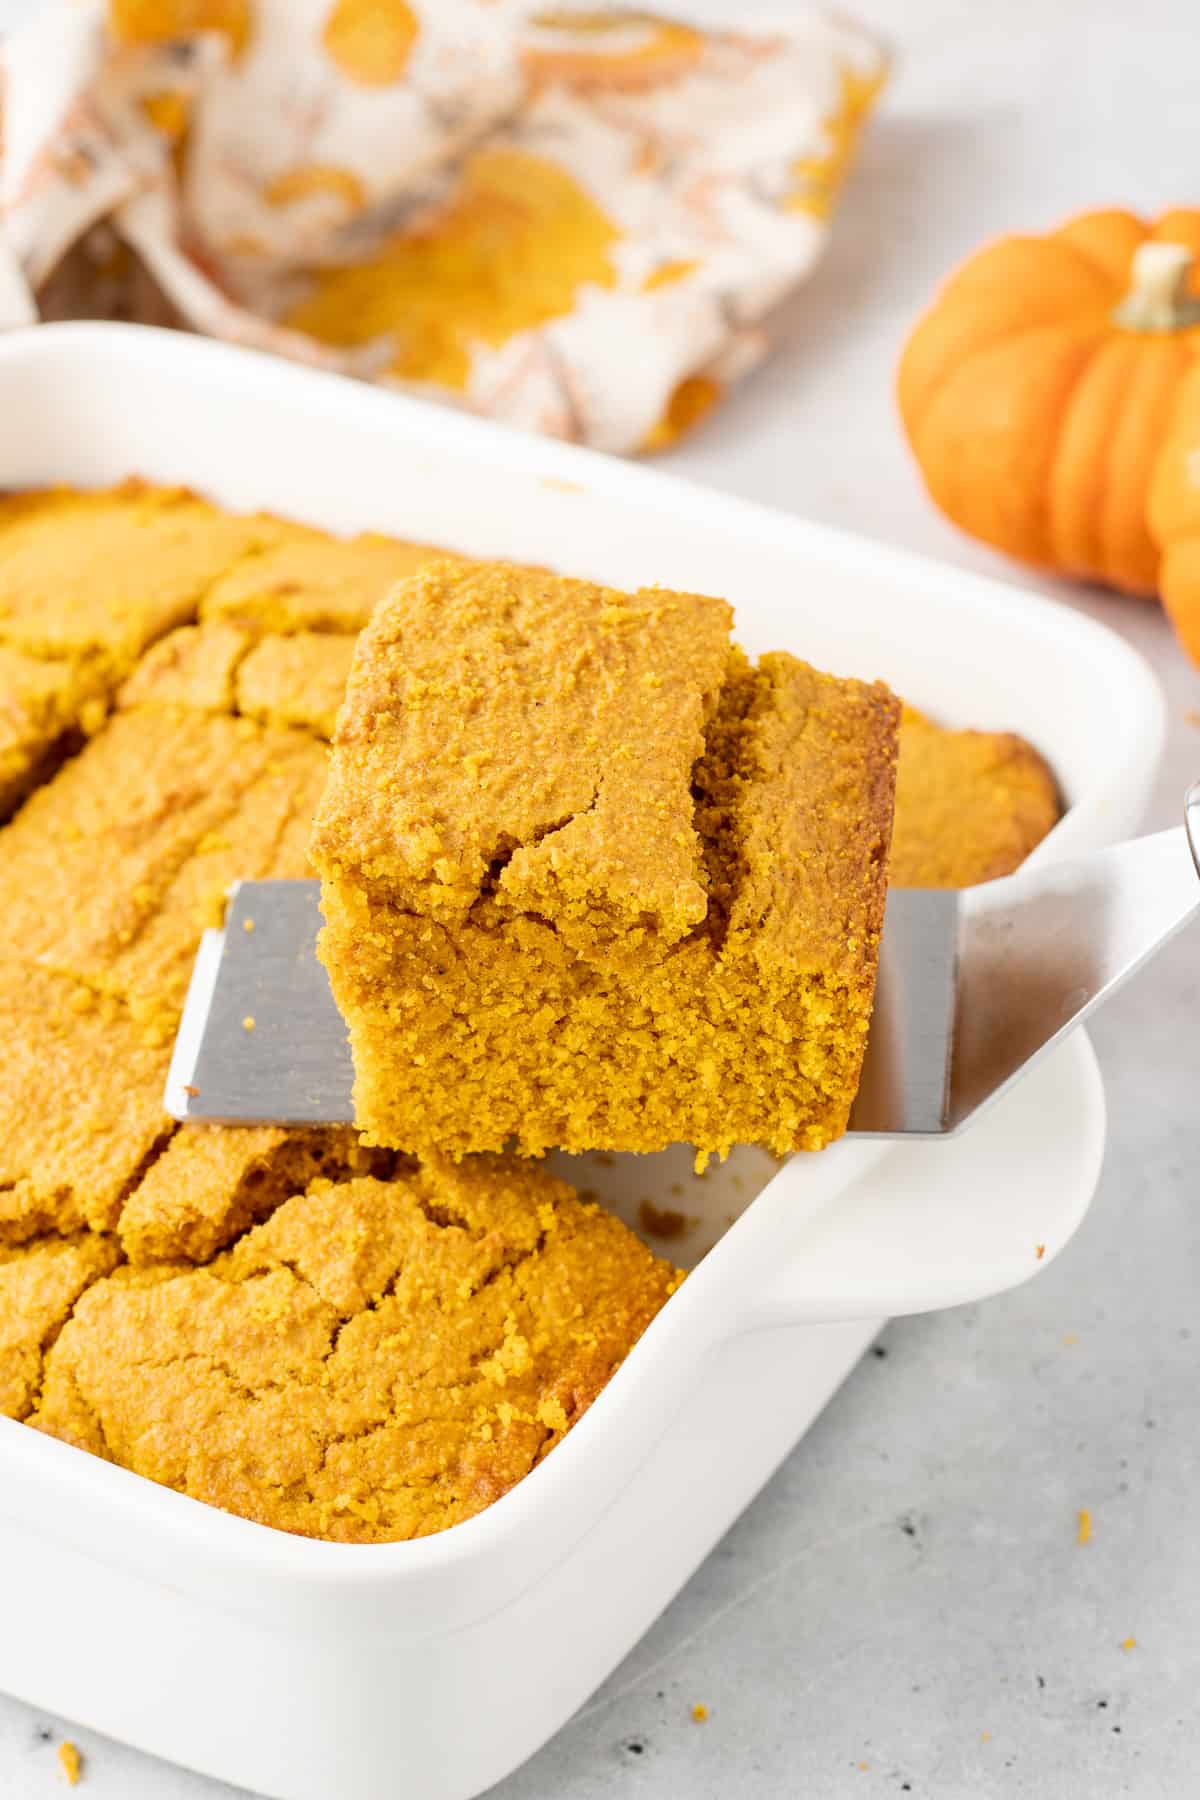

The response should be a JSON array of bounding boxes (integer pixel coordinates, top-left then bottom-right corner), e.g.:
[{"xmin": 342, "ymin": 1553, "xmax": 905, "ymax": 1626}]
[
  {"xmin": 0, "ymin": 963, "xmax": 171, "ymax": 1242},
  {"xmin": 0, "ymin": 643, "xmax": 108, "ymax": 817},
  {"xmin": 117, "ymin": 622, "xmax": 253, "ymax": 714},
  {"xmin": 0, "ymin": 706, "xmax": 327, "ymax": 1022},
  {"xmin": 236, "ymin": 631, "xmax": 357, "ymax": 738},
  {"xmin": 0, "ymin": 484, "xmax": 272, "ymax": 677},
  {"xmin": 119, "ymin": 1125, "xmax": 380, "ymax": 1265},
  {"xmin": 890, "ymin": 707, "xmax": 1061, "ymax": 888},
  {"xmin": 200, "ymin": 525, "xmax": 451, "ymax": 634},
  {"xmin": 312, "ymin": 562, "xmax": 899, "ymax": 1160},
  {"xmin": 35, "ymin": 1155, "xmax": 681, "ymax": 1543},
  {"xmin": 313, "ymin": 559, "xmax": 733, "ymax": 943},
  {"xmin": 1, "ymin": 1231, "xmax": 122, "ymax": 1420}
]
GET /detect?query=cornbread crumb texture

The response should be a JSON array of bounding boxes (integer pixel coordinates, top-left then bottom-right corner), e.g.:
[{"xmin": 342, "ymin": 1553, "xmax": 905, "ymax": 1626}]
[
  {"xmin": 0, "ymin": 644, "xmax": 108, "ymax": 817},
  {"xmin": 0, "ymin": 1230, "xmax": 120, "ymax": 1419},
  {"xmin": 891, "ymin": 707, "xmax": 1061, "ymax": 888},
  {"xmin": 117, "ymin": 620, "xmax": 252, "ymax": 713},
  {"xmin": 35, "ymin": 1156, "xmax": 681, "ymax": 1543},
  {"xmin": 200, "ymin": 526, "xmax": 451, "ymax": 634},
  {"xmin": 119, "ymin": 1123, "xmax": 380, "ymax": 1265},
  {"xmin": 0, "ymin": 479, "xmax": 1064, "ymax": 1548},
  {"xmin": 314, "ymin": 562, "xmax": 900, "ymax": 1160},
  {"xmin": 0, "ymin": 481, "xmax": 451, "ymax": 820},
  {"xmin": 314, "ymin": 559, "xmax": 734, "ymax": 946},
  {"xmin": 0, "ymin": 484, "xmax": 269, "ymax": 674},
  {"xmin": 0, "ymin": 961, "xmax": 171, "ymax": 1242},
  {"xmin": 236, "ymin": 631, "xmax": 357, "ymax": 738},
  {"xmin": 0, "ymin": 707, "xmax": 328, "ymax": 1021}
]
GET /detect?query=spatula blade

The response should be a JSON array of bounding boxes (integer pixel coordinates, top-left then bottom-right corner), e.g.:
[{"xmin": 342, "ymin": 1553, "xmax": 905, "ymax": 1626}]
[
  {"xmin": 165, "ymin": 880, "xmax": 353, "ymax": 1125},
  {"xmin": 166, "ymin": 880, "xmax": 962, "ymax": 1135}
]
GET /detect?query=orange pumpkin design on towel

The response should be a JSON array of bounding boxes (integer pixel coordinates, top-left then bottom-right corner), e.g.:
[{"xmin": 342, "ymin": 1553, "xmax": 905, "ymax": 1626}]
[
  {"xmin": 321, "ymin": 0, "xmax": 420, "ymax": 86},
  {"xmin": 4, "ymin": 0, "xmax": 885, "ymax": 455}
]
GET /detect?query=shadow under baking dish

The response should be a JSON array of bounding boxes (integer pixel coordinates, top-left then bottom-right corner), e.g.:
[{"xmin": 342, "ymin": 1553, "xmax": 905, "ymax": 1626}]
[{"xmin": 0, "ymin": 323, "xmax": 1163, "ymax": 1800}]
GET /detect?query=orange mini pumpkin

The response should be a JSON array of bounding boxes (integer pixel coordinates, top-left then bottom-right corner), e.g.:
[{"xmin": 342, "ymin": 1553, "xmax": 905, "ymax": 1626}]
[
  {"xmin": 1149, "ymin": 359, "xmax": 1200, "ymax": 662},
  {"xmin": 899, "ymin": 209, "xmax": 1200, "ymax": 599}
]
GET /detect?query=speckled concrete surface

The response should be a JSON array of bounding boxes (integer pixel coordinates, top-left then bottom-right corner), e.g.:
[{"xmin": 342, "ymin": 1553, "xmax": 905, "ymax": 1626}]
[{"xmin": 1, "ymin": 0, "xmax": 1199, "ymax": 1795}]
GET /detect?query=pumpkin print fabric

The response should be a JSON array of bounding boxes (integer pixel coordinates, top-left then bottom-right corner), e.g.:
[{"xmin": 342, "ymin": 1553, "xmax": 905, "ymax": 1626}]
[{"xmin": 0, "ymin": 0, "xmax": 884, "ymax": 452}]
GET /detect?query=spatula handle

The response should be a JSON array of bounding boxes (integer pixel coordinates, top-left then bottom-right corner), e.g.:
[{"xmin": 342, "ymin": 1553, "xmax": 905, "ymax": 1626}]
[{"xmin": 948, "ymin": 783, "xmax": 1200, "ymax": 1131}]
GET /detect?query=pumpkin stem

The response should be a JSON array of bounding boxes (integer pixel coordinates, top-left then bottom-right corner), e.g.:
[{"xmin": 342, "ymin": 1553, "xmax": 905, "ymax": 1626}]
[{"xmin": 1114, "ymin": 241, "xmax": 1200, "ymax": 332}]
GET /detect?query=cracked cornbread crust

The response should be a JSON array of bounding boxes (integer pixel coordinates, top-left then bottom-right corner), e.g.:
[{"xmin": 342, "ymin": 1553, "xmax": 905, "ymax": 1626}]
[
  {"xmin": 235, "ymin": 631, "xmax": 357, "ymax": 738},
  {"xmin": 0, "ymin": 644, "xmax": 109, "ymax": 818},
  {"xmin": 1, "ymin": 1231, "xmax": 121, "ymax": 1420},
  {"xmin": 199, "ymin": 526, "xmax": 454, "ymax": 634},
  {"xmin": 0, "ymin": 483, "xmax": 682, "ymax": 1546},
  {"xmin": 34, "ymin": 1156, "xmax": 682, "ymax": 1544},
  {"xmin": 312, "ymin": 562, "xmax": 901, "ymax": 1160},
  {"xmin": 118, "ymin": 1124, "xmax": 384, "ymax": 1265}
]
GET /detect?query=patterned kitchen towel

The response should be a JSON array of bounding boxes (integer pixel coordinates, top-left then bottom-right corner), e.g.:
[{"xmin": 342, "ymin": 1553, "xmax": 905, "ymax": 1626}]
[{"xmin": 0, "ymin": 2, "xmax": 885, "ymax": 451}]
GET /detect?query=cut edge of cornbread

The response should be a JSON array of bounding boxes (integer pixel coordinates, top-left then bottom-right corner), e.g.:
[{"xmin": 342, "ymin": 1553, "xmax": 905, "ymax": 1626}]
[
  {"xmin": 314, "ymin": 564, "xmax": 900, "ymax": 1161},
  {"xmin": 890, "ymin": 706, "xmax": 1061, "ymax": 888}
]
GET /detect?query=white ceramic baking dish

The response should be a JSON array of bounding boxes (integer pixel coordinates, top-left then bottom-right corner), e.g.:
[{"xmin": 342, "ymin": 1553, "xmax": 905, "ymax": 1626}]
[{"xmin": 0, "ymin": 324, "xmax": 1164, "ymax": 1800}]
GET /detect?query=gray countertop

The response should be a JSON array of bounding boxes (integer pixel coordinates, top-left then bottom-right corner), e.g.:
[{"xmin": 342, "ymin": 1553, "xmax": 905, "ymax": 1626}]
[{"xmin": 2, "ymin": 0, "xmax": 1198, "ymax": 1794}]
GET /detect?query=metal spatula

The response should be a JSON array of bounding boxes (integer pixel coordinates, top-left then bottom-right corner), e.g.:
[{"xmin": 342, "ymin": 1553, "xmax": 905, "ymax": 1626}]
[{"xmin": 164, "ymin": 785, "xmax": 1200, "ymax": 1138}]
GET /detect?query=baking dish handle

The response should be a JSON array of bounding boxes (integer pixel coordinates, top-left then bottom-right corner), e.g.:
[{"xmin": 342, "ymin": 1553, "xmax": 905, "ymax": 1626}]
[{"xmin": 738, "ymin": 1028, "xmax": 1106, "ymax": 1330}]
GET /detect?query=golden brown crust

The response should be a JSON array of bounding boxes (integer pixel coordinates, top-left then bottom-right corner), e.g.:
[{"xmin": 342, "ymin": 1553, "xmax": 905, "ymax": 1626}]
[
  {"xmin": 0, "ymin": 1231, "xmax": 122, "ymax": 1420},
  {"xmin": 0, "ymin": 963, "xmax": 172, "ymax": 1242},
  {"xmin": 313, "ymin": 560, "xmax": 734, "ymax": 946},
  {"xmin": 35, "ymin": 1157, "xmax": 681, "ymax": 1543},
  {"xmin": 117, "ymin": 623, "xmax": 253, "ymax": 714},
  {"xmin": 0, "ymin": 478, "xmax": 1061, "ymax": 1548},
  {"xmin": 890, "ymin": 708, "xmax": 1060, "ymax": 888},
  {"xmin": 0, "ymin": 707, "xmax": 328, "ymax": 1022},
  {"xmin": 200, "ymin": 526, "xmax": 450, "ymax": 635},
  {"xmin": 0, "ymin": 485, "xmax": 271, "ymax": 677},
  {"xmin": 235, "ymin": 632, "xmax": 356, "ymax": 738},
  {"xmin": 118, "ymin": 1125, "xmax": 382, "ymax": 1265},
  {"xmin": 315, "ymin": 570, "xmax": 900, "ymax": 1159},
  {"xmin": 0, "ymin": 644, "xmax": 108, "ymax": 818}
]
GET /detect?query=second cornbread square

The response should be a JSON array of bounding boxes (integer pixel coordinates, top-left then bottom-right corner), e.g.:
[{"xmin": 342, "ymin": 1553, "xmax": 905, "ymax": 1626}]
[{"xmin": 312, "ymin": 561, "xmax": 900, "ymax": 1161}]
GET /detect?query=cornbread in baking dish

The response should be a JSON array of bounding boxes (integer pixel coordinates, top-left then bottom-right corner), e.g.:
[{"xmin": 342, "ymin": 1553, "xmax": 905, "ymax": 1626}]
[
  {"xmin": 33, "ymin": 1154, "xmax": 681, "ymax": 1544},
  {"xmin": 0, "ymin": 478, "xmax": 1063, "ymax": 1547},
  {"xmin": 0, "ymin": 481, "xmax": 682, "ymax": 1545},
  {"xmin": 311, "ymin": 560, "xmax": 902, "ymax": 1162}
]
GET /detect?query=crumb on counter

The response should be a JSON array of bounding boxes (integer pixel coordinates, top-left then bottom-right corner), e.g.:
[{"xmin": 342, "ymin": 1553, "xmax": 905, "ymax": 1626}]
[
  {"xmin": 58, "ymin": 1740, "xmax": 82, "ymax": 1785},
  {"xmin": 691, "ymin": 1703, "xmax": 709, "ymax": 1723},
  {"xmin": 242, "ymin": 1015, "xmax": 256, "ymax": 1031},
  {"xmin": 1077, "ymin": 1508, "xmax": 1092, "ymax": 1545}
]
